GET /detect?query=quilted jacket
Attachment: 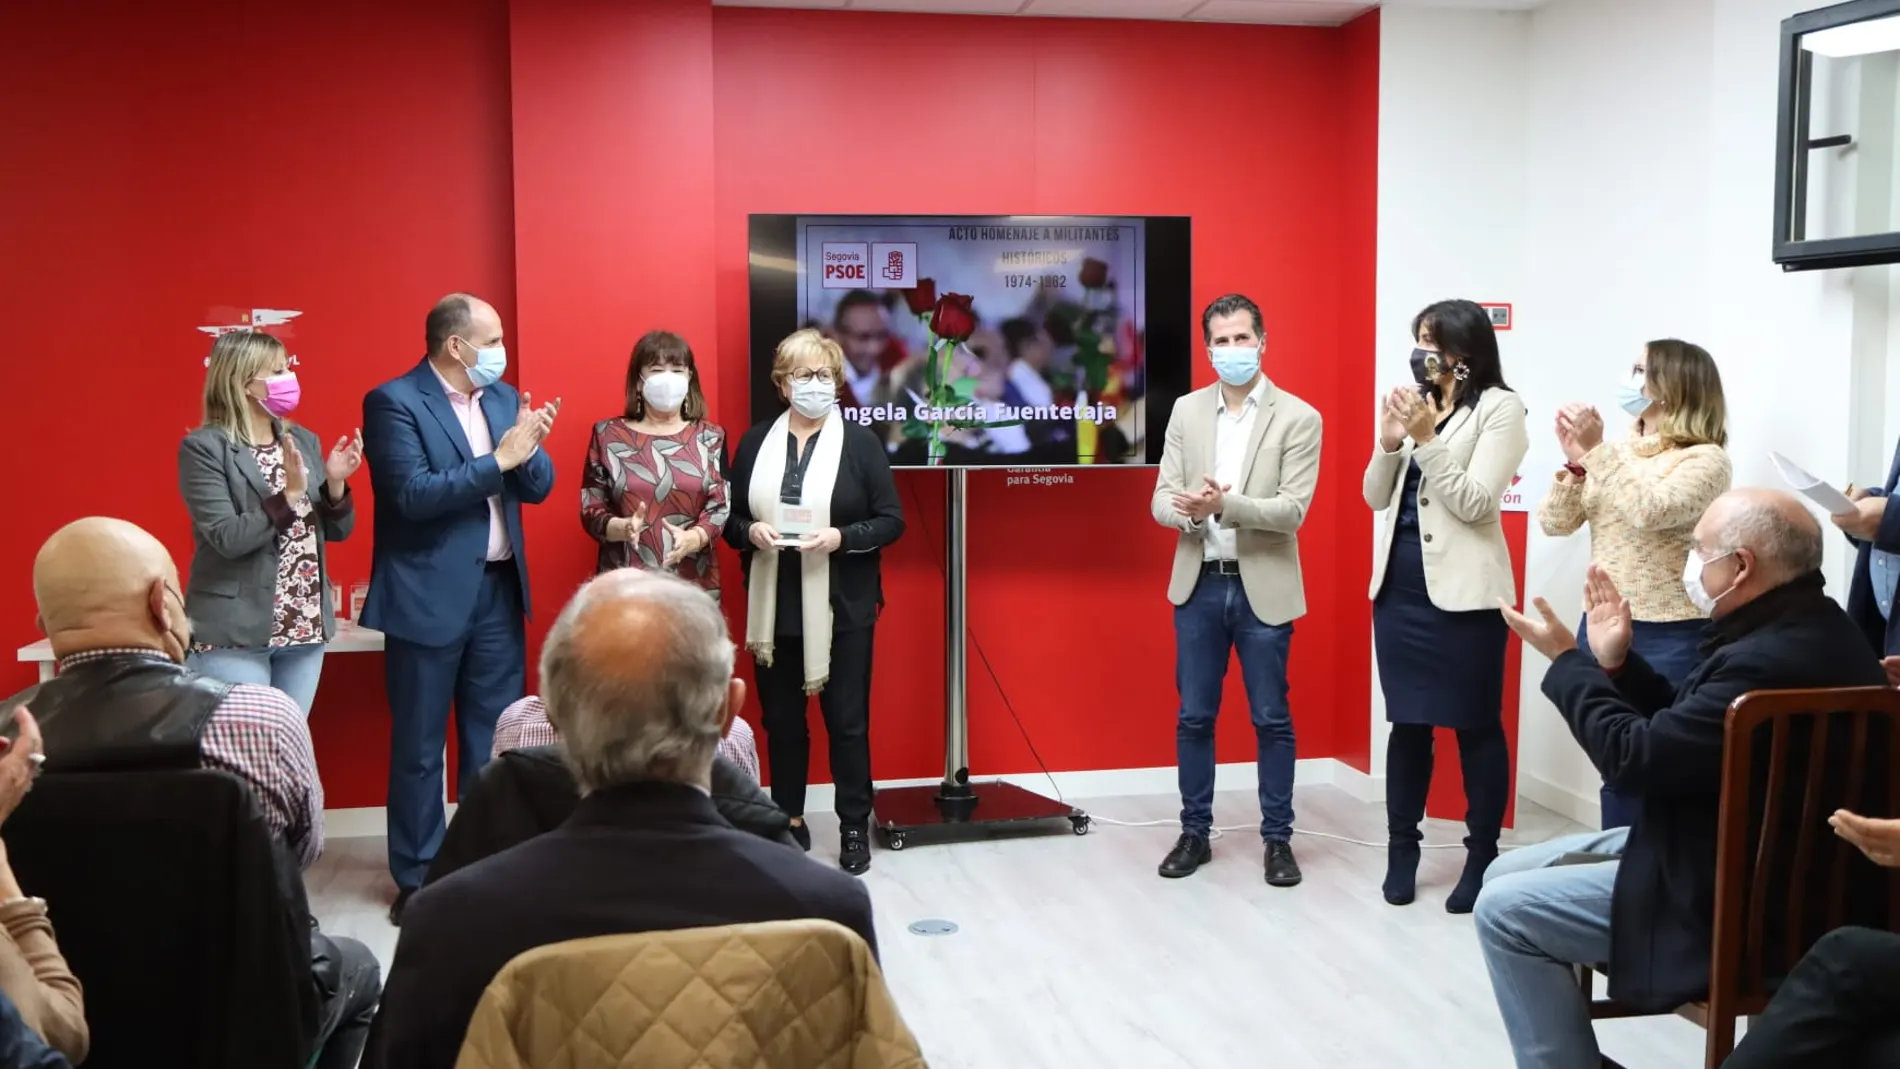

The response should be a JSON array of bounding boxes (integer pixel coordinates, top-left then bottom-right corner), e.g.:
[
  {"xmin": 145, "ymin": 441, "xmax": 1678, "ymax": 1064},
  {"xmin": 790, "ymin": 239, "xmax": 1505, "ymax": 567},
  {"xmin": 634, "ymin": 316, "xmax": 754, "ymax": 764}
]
[{"xmin": 454, "ymin": 920, "xmax": 925, "ymax": 1069}]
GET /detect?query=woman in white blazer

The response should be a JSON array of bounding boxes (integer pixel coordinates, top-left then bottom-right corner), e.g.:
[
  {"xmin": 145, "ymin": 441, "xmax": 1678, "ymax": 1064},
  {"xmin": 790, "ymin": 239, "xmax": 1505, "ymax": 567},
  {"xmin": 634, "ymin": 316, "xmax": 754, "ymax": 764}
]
[{"xmin": 1363, "ymin": 299, "xmax": 1529, "ymax": 915}]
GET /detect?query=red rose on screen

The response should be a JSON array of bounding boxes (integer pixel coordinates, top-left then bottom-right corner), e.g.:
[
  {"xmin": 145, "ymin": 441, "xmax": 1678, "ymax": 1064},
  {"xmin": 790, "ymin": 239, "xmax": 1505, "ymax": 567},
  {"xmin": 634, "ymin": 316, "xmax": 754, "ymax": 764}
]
[
  {"xmin": 1078, "ymin": 258, "xmax": 1110, "ymax": 289},
  {"xmin": 902, "ymin": 279, "xmax": 937, "ymax": 316},
  {"xmin": 930, "ymin": 293, "xmax": 977, "ymax": 342}
]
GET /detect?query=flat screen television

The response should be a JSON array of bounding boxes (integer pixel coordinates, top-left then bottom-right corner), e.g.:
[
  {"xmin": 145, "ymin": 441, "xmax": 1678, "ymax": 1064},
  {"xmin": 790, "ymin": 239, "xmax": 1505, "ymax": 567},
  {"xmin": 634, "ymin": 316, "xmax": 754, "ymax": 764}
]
[{"xmin": 747, "ymin": 214, "xmax": 1191, "ymax": 467}]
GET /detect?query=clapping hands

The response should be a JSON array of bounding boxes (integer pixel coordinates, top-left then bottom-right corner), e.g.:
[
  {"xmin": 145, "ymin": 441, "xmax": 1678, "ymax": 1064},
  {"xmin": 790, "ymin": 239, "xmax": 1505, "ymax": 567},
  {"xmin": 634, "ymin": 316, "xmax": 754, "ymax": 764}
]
[
  {"xmin": 612, "ymin": 502, "xmax": 649, "ymax": 543},
  {"xmin": 1383, "ymin": 387, "xmax": 1446, "ymax": 446},
  {"xmin": 324, "ymin": 429, "xmax": 363, "ymax": 495},
  {"xmin": 495, "ymin": 392, "xmax": 561, "ymax": 472},
  {"xmin": 1499, "ymin": 565, "xmax": 1631, "ymax": 668},
  {"xmin": 1580, "ymin": 564, "xmax": 1632, "ymax": 669},
  {"xmin": 0, "ymin": 707, "xmax": 45, "ymax": 829},
  {"xmin": 1172, "ymin": 476, "xmax": 1229, "ymax": 524},
  {"xmin": 1555, "ymin": 404, "xmax": 1604, "ymax": 463}
]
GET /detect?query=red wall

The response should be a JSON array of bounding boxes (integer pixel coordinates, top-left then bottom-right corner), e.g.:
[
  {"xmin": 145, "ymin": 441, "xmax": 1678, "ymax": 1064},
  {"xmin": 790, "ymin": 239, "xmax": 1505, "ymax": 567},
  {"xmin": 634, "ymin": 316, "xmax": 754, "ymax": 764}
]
[
  {"xmin": 4, "ymin": 0, "xmax": 1380, "ymax": 809},
  {"xmin": 0, "ymin": 0, "xmax": 516, "ymax": 807}
]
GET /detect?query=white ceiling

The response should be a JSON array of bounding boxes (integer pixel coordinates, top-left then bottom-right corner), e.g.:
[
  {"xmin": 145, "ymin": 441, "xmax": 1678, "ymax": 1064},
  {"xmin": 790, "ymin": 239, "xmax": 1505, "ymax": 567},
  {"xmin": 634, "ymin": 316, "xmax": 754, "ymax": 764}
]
[{"xmin": 712, "ymin": 0, "xmax": 1552, "ymax": 29}]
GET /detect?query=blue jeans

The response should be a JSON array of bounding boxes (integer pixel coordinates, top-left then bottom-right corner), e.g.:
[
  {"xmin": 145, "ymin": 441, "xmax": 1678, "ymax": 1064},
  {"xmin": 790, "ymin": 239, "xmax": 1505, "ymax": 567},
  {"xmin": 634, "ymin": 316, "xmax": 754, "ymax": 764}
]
[
  {"xmin": 1475, "ymin": 826, "xmax": 1630, "ymax": 1069},
  {"xmin": 1576, "ymin": 616, "xmax": 1704, "ymax": 828},
  {"xmin": 188, "ymin": 643, "xmax": 326, "ymax": 716},
  {"xmin": 1174, "ymin": 572, "xmax": 1296, "ymax": 842}
]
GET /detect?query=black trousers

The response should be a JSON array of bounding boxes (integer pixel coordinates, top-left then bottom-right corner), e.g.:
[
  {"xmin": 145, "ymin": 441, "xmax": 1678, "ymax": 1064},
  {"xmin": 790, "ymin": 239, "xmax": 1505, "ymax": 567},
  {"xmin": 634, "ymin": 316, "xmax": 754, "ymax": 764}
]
[
  {"xmin": 1725, "ymin": 926, "xmax": 1900, "ymax": 1069},
  {"xmin": 755, "ymin": 625, "xmax": 876, "ymax": 827},
  {"xmin": 312, "ymin": 934, "xmax": 382, "ymax": 1069},
  {"xmin": 1385, "ymin": 721, "xmax": 1509, "ymax": 848}
]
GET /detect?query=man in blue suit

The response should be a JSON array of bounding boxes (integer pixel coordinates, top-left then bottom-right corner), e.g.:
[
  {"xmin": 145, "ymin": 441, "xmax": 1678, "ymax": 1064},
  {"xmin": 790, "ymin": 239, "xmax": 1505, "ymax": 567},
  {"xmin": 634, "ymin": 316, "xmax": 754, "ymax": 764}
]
[
  {"xmin": 1837, "ymin": 441, "xmax": 1900, "ymax": 679},
  {"xmin": 361, "ymin": 293, "xmax": 558, "ymax": 923}
]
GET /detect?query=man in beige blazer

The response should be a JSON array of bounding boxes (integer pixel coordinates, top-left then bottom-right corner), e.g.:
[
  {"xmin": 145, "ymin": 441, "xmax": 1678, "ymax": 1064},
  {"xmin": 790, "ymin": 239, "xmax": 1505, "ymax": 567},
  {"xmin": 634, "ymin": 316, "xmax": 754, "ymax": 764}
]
[{"xmin": 1150, "ymin": 293, "xmax": 1322, "ymax": 887}]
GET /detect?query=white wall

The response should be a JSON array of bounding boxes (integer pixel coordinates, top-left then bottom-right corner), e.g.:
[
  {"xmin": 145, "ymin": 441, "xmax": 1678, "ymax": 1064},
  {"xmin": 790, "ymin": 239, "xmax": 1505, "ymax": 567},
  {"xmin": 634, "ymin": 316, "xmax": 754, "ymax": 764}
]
[
  {"xmin": 1372, "ymin": 5, "xmax": 1532, "ymax": 782},
  {"xmin": 1378, "ymin": 0, "xmax": 1899, "ymax": 824}
]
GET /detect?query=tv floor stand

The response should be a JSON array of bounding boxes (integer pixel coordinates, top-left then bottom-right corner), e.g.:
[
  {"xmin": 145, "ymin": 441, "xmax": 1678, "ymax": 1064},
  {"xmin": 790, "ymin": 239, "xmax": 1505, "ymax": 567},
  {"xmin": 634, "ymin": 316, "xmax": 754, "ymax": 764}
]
[{"xmin": 873, "ymin": 468, "xmax": 1090, "ymax": 852}]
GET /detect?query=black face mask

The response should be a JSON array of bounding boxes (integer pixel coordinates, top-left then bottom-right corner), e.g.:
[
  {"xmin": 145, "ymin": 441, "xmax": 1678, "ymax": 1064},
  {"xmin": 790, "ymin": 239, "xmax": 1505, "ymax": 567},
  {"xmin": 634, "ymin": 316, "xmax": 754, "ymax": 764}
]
[{"xmin": 1410, "ymin": 347, "xmax": 1468, "ymax": 400}]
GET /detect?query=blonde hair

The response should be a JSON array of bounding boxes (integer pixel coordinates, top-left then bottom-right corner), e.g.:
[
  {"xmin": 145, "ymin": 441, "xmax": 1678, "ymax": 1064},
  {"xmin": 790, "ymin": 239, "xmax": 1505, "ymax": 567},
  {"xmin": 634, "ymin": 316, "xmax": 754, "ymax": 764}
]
[
  {"xmin": 770, "ymin": 328, "xmax": 845, "ymax": 395},
  {"xmin": 1644, "ymin": 339, "xmax": 1727, "ymax": 448},
  {"xmin": 201, "ymin": 331, "xmax": 288, "ymax": 442}
]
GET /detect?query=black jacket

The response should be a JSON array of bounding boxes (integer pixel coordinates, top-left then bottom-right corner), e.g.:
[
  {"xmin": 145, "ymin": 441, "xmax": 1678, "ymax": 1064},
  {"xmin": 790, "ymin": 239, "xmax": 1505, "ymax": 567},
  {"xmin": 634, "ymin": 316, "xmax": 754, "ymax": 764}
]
[
  {"xmin": 423, "ymin": 747, "xmax": 797, "ymax": 887},
  {"xmin": 1844, "ymin": 438, "xmax": 1900, "ymax": 656},
  {"xmin": 1542, "ymin": 571, "xmax": 1885, "ymax": 1010},
  {"xmin": 362, "ymin": 781, "xmax": 879, "ymax": 1069},
  {"xmin": 7, "ymin": 769, "xmax": 318, "ymax": 1069},
  {"xmin": 723, "ymin": 418, "xmax": 905, "ymax": 632}
]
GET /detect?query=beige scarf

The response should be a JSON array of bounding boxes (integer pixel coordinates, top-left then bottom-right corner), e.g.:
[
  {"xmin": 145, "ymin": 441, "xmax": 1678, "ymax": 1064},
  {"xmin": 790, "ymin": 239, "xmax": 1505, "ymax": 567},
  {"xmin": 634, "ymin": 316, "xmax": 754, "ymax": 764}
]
[{"xmin": 745, "ymin": 409, "xmax": 844, "ymax": 693}]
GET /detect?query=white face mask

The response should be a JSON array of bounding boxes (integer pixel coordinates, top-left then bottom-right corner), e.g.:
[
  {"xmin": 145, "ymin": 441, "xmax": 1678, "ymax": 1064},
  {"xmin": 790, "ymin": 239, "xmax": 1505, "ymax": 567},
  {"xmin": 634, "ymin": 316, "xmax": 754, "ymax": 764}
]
[
  {"xmin": 1616, "ymin": 370, "xmax": 1651, "ymax": 418},
  {"xmin": 790, "ymin": 379, "xmax": 835, "ymax": 419},
  {"xmin": 641, "ymin": 370, "xmax": 689, "ymax": 414},
  {"xmin": 1209, "ymin": 345, "xmax": 1261, "ymax": 387},
  {"xmin": 1683, "ymin": 550, "xmax": 1735, "ymax": 616}
]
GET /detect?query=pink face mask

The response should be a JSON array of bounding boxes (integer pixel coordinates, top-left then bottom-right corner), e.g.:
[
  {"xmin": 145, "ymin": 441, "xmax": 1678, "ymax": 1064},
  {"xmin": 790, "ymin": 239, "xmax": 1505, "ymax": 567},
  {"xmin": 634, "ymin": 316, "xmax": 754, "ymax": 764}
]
[{"xmin": 257, "ymin": 372, "xmax": 300, "ymax": 418}]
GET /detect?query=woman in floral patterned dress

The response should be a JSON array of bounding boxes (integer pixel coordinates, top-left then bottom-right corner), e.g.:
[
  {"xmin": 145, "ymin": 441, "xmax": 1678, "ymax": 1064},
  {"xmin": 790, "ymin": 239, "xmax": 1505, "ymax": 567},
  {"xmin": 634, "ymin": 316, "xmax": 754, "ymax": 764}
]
[{"xmin": 580, "ymin": 330, "xmax": 729, "ymax": 591}]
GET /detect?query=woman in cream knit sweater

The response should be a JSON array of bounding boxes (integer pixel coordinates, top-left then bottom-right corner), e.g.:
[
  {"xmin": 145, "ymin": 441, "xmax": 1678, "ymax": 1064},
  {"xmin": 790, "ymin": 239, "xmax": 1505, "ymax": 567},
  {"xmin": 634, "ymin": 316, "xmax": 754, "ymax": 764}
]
[{"xmin": 1538, "ymin": 339, "xmax": 1731, "ymax": 829}]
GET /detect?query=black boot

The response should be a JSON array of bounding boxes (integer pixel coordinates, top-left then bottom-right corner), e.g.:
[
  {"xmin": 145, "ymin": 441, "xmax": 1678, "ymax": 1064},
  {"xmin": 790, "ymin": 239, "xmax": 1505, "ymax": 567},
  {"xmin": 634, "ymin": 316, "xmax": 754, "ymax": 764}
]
[
  {"xmin": 1383, "ymin": 724, "xmax": 1433, "ymax": 906},
  {"xmin": 1383, "ymin": 841, "xmax": 1421, "ymax": 906},
  {"xmin": 1448, "ymin": 724, "xmax": 1509, "ymax": 915},
  {"xmin": 1446, "ymin": 840, "xmax": 1497, "ymax": 914}
]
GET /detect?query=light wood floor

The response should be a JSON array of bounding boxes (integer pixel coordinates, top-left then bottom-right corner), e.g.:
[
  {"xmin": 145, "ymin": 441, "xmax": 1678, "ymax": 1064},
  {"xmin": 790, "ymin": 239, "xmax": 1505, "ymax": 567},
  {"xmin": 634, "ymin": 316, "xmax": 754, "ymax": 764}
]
[{"xmin": 307, "ymin": 784, "xmax": 1711, "ymax": 1068}]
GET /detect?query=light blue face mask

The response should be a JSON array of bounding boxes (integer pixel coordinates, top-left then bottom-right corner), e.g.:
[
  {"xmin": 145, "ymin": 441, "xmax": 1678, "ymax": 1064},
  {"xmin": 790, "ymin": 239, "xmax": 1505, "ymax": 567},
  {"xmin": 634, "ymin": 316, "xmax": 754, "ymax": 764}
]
[
  {"xmin": 460, "ymin": 339, "xmax": 508, "ymax": 389},
  {"xmin": 1616, "ymin": 370, "xmax": 1650, "ymax": 418},
  {"xmin": 1209, "ymin": 345, "xmax": 1260, "ymax": 387}
]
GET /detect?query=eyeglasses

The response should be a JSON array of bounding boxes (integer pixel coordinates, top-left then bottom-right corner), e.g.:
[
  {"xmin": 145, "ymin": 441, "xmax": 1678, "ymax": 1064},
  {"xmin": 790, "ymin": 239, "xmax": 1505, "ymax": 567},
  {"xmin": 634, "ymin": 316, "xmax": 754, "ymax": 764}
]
[{"xmin": 788, "ymin": 368, "xmax": 836, "ymax": 385}]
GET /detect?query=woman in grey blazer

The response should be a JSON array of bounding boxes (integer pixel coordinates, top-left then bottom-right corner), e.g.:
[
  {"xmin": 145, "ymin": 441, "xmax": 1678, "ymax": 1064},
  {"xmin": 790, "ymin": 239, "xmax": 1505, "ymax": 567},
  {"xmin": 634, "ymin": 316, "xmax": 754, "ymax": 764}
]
[
  {"xmin": 1363, "ymin": 299, "xmax": 1529, "ymax": 915},
  {"xmin": 178, "ymin": 331, "xmax": 362, "ymax": 714}
]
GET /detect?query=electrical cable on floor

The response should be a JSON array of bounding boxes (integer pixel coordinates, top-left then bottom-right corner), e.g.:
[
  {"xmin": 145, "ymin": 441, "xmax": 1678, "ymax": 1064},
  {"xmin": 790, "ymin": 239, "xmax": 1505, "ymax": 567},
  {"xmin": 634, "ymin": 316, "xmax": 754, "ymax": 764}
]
[{"xmin": 899, "ymin": 478, "xmax": 1543, "ymax": 854}]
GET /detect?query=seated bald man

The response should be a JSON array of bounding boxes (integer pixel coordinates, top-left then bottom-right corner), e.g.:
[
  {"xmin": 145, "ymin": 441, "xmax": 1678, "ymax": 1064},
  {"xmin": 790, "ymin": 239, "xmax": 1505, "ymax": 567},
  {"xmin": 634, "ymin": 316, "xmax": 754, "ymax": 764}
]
[
  {"xmin": 1483, "ymin": 490, "xmax": 1885, "ymax": 1069},
  {"xmin": 361, "ymin": 569, "xmax": 878, "ymax": 1069},
  {"xmin": 9, "ymin": 517, "xmax": 381, "ymax": 1069}
]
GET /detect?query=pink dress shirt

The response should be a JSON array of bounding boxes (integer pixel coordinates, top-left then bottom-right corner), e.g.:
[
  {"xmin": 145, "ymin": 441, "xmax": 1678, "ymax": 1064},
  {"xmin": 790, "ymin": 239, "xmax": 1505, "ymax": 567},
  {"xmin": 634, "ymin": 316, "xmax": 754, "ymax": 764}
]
[
  {"xmin": 428, "ymin": 361, "xmax": 511, "ymax": 561},
  {"xmin": 490, "ymin": 695, "xmax": 762, "ymax": 782}
]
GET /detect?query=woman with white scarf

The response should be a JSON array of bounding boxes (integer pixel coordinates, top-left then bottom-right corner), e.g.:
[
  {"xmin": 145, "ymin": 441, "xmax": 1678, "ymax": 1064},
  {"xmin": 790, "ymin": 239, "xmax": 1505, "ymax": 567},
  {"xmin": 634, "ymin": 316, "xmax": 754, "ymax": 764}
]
[{"xmin": 724, "ymin": 328, "xmax": 905, "ymax": 874}]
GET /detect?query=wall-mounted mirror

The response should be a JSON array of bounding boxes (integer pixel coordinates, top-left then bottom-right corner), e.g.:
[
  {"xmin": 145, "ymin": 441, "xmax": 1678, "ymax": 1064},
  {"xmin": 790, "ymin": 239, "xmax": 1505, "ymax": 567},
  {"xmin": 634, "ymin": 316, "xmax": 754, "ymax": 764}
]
[{"xmin": 1775, "ymin": 0, "xmax": 1900, "ymax": 270}]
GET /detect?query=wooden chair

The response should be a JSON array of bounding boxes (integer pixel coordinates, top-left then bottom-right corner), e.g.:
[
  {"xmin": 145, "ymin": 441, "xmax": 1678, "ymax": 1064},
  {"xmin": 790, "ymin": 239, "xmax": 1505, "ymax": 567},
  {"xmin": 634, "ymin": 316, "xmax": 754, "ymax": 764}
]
[{"xmin": 1579, "ymin": 686, "xmax": 1900, "ymax": 1069}]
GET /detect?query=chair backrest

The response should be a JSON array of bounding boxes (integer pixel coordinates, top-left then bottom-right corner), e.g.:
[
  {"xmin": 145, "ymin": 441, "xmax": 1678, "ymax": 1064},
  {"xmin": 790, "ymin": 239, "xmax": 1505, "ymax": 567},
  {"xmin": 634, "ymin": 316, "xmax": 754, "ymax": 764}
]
[
  {"xmin": 5, "ymin": 768, "xmax": 316, "ymax": 1069},
  {"xmin": 1710, "ymin": 687, "xmax": 1900, "ymax": 1011},
  {"xmin": 454, "ymin": 919, "xmax": 924, "ymax": 1069}
]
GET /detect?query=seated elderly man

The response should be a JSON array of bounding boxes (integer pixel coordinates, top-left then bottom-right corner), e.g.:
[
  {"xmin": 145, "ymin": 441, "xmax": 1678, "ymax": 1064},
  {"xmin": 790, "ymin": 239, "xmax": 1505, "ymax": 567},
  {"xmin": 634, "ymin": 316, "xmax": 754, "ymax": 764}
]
[
  {"xmin": 492, "ymin": 693, "xmax": 760, "ymax": 780},
  {"xmin": 425, "ymin": 705, "xmax": 791, "ymax": 887},
  {"xmin": 362, "ymin": 568, "xmax": 878, "ymax": 1069},
  {"xmin": 1487, "ymin": 489, "xmax": 1885, "ymax": 1069},
  {"xmin": 12, "ymin": 518, "xmax": 381, "ymax": 1069}
]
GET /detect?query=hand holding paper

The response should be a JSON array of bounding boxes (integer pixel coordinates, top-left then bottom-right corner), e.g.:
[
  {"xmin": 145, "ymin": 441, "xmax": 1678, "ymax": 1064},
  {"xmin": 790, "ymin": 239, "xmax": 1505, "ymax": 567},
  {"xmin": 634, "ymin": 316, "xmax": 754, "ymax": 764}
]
[{"xmin": 1769, "ymin": 452, "xmax": 1858, "ymax": 517}]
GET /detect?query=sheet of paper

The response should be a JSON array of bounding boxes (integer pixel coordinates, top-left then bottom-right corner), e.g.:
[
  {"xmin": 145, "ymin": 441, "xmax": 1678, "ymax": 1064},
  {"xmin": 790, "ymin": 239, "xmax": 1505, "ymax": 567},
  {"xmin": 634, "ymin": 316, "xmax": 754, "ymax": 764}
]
[{"xmin": 1770, "ymin": 451, "xmax": 1859, "ymax": 516}]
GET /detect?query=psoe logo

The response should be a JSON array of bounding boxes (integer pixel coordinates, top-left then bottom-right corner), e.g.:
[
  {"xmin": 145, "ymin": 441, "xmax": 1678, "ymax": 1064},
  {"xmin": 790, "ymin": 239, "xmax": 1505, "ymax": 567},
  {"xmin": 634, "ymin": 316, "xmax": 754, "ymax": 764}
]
[
  {"xmin": 198, "ymin": 308, "xmax": 303, "ymax": 367},
  {"xmin": 873, "ymin": 242, "xmax": 916, "ymax": 288},
  {"xmin": 820, "ymin": 243, "xmax": 869, "ymax": 288}
]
